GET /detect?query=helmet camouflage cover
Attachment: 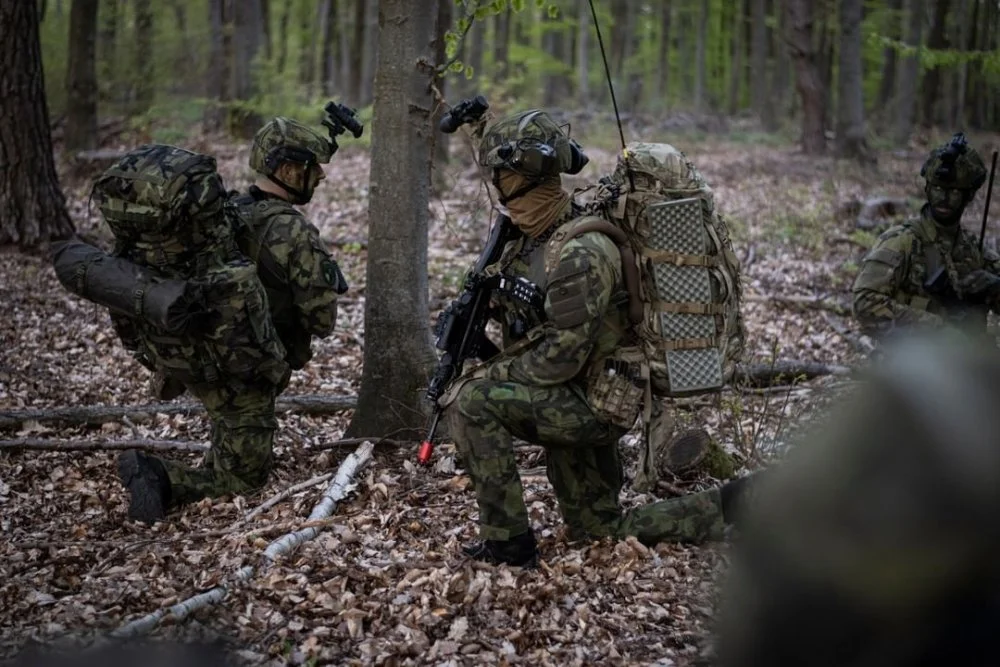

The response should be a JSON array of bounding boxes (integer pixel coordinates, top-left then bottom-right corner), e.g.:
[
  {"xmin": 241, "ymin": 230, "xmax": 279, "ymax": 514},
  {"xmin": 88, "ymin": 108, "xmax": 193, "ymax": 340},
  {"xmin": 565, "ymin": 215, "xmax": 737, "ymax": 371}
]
[
  {"xmin": 920, "ymin": 132, "xmax": 987, "ymax": 191},
  {"xmin": 478, "ymin": 109, "xmax": 580, "ymax": 178},
  {"xmin": 249, "ymin": 117, "xmax": 333, "ymax": 176}
]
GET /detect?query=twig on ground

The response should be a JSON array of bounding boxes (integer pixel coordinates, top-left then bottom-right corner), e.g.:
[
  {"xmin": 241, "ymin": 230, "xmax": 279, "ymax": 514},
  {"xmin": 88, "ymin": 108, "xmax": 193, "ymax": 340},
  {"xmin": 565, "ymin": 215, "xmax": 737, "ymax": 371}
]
[{"xmin": 0, "ymin": 438, "xmax": 209, "ymax": 453}]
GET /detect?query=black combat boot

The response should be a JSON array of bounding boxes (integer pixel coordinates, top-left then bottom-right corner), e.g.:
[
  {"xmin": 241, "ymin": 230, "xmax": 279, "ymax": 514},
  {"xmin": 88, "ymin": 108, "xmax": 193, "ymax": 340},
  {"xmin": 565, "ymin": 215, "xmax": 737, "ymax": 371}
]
[
  {"xmin": 463, "ymin": 530, "xmax": 539, "ymax": 568},
  {"xmin": 117, "ymin": 450, "xmax": 171, "ymax": 524},
  {"xmin": 720, "ymin": 472, "xmax": 759, "ymax": 529}
]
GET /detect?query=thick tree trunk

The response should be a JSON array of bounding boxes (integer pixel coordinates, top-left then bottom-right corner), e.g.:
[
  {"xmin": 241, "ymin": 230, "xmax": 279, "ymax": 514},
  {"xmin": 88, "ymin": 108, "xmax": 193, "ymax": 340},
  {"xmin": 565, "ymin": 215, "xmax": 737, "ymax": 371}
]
[
  {"xmin": 65, "ymin": 0, "xmax": 99, "ymax": 153},
  {"xmin": 0, "ymin": 1, "xmax": 74, "ymax": 247},
  {"xmin": 233, "ymin": 0, "xmax": 264, "ymax": 101},
  {"xmin": 133, "ymin": 0, "xmax": 153, "ymax": 114},
  {"xmin": 836, "ymin": 0, "xmax": 871, "ymax": 161},
  {"xmin": 894, "ymin": 0, "xmax": 925, "ymax": 144},
  {"xmin": 785, "ymin": 0, "xmax": 827, "ymax": 154},
  {"xmin": 345, "ymin": 0, "xmax": 438, "ymax": 439},
  {"xmin": 920, "ymin": 0, "xmax": 952, "ymax": 126}
]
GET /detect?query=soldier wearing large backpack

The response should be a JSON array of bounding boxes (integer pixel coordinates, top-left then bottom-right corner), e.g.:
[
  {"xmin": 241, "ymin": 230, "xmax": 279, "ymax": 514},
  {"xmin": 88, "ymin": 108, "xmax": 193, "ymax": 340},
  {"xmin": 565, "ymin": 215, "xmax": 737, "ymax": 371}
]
[
  {"xmin": 52, "ymin": 116, "xmax": 349, "ymax": 524},
  {"xmin": 853, "ymin": 133, "xmax": 1000, "ymax": 339},
  {"xmin": 439, "ymin": 109, "xmax": 754, "ymax": 567}
]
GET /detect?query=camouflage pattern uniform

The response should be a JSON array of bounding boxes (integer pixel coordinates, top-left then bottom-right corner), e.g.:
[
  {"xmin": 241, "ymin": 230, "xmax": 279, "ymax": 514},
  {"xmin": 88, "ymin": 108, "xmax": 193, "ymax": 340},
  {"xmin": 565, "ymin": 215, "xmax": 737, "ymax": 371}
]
[
  {"xmin": 443, "ymin": 109, "xmax": 727, "ymax": 550},
  {"xmin": 445, "ymin": 221, "xmax": 726, "ymax": 544},
  {"xmin": 853, "ymin": 133, "xmax": 998, "ymax": 339},
  {"xmin": 149, "ymin": 117, "xmax": 346, "ymax": 510}
]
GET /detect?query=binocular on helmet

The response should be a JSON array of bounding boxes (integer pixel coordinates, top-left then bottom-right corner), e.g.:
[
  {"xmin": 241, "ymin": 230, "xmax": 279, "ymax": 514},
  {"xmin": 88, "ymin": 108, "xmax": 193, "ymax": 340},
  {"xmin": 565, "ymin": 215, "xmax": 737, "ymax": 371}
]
[
  {"xmin": 322, "ymin": 101, "xmax": 364, "ymax": 155},
  {"xmin": 439, "ymin": 95, "xmax": 491, "ymax": 134}
]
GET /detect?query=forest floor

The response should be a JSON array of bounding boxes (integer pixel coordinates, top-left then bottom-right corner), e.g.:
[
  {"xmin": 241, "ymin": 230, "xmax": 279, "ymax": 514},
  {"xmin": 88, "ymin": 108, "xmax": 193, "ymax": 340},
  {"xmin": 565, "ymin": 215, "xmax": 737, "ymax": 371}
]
[{"xmin": 1, "ymin": 117, "xmax": 996, "ymax": 666}]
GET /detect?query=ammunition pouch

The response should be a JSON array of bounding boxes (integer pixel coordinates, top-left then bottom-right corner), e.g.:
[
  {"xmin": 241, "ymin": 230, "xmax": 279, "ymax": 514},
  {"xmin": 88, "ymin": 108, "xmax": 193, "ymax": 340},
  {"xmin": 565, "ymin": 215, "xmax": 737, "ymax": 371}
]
[{"xmin": 585, "ymin": 347, "xmax": 645, "ymax": 429}]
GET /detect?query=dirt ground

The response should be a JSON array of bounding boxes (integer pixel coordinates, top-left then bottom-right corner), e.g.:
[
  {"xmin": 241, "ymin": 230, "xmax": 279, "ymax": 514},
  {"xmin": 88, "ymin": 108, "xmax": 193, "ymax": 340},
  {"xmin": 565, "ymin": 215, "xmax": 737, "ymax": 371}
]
[{"xmin": 1, "ymin": 120, "xmax": 996, "ymax": 665}]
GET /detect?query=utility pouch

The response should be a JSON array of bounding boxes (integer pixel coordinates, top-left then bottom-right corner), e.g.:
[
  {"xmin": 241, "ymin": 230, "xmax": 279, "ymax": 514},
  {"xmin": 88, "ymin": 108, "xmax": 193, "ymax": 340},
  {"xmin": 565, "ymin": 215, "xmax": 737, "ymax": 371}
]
[{"xmin": 586, "ymin": 348, "xmax": 645, "ymax": 429}]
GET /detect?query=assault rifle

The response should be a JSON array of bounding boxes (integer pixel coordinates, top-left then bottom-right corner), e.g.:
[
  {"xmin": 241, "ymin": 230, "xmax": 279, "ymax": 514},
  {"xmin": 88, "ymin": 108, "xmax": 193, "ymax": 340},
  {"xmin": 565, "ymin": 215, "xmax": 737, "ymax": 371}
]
[{"xmin": 417, "ymin": 214, "xmax": 521, "ymax": 465}]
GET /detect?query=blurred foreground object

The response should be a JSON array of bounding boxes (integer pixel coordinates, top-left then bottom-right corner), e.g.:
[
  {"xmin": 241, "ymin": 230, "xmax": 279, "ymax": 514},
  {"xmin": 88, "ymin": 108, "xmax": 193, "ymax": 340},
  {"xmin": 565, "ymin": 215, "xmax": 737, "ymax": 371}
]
[{"xmin": 718, "ymin": 332, "xmax": 1000, "ymax": 667}]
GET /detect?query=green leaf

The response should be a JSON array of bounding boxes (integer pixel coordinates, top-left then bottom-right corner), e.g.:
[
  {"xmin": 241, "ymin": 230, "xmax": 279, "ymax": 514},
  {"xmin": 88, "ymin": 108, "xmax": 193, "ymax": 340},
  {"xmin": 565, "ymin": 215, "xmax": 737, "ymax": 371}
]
[
  {"xmin": 547, "ymin": 4, "xmax": 559, "ymax": 19},
  {"xmin": 464, "ymin": 64, "xmax": 475, "ymax": 80}
]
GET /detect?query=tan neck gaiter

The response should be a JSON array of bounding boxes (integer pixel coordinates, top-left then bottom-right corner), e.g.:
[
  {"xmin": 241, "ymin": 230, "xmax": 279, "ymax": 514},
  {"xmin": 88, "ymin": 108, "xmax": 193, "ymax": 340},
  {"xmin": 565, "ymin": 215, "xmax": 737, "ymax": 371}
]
[{"xmin": 499, "ymin": 170, "xmax": 571, "ymax": 239}]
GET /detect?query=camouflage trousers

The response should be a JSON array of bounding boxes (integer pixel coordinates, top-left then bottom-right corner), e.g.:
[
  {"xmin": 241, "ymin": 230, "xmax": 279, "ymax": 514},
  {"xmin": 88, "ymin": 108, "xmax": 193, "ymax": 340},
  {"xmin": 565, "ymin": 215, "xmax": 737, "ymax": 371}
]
[
  {"xmin": 153, "ymin": 379, "xmax": 280, "ymax": 507},
  {"xmin": 446, "ymin": 378, "xmax": 726, "ymax": 544}
]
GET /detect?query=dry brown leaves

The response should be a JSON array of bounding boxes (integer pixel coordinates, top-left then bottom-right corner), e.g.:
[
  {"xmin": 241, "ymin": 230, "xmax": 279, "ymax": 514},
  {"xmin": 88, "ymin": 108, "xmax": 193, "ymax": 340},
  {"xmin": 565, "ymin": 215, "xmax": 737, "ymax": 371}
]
[{"xmin": 0, "ymin": 125, "xmax": 976, "ymax": 665}]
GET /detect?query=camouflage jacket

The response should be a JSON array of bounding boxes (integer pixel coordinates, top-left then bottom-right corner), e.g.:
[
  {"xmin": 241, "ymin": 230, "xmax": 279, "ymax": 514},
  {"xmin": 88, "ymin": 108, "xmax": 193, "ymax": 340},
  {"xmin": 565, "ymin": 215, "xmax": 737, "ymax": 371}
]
[
  {"xmin": 852, "ymin": 206, "xmax": 1000, "ymax": 336},
  {"xmin": 484, "ymin": 213, "xmax": 630, "ymax": 387},
  {"xmin": 230, "ymin": 186, "xmax": 346, "ymax": 369}
]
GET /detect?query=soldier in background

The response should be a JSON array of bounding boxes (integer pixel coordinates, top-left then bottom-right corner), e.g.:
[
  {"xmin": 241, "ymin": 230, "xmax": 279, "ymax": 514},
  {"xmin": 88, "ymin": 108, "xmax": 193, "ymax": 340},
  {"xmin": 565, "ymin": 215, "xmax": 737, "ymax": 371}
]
[{"xmin": 852, "ymin": 133, "xmax": 1000, "ymax": 339}]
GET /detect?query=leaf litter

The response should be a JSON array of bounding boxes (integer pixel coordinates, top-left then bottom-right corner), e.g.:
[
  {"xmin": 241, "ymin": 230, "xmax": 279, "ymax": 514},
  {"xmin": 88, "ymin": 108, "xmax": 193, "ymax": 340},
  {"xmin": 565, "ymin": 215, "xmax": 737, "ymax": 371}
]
[{"xmin": 0, "ymin": 127, "xmax": 987, "ymax": 665}]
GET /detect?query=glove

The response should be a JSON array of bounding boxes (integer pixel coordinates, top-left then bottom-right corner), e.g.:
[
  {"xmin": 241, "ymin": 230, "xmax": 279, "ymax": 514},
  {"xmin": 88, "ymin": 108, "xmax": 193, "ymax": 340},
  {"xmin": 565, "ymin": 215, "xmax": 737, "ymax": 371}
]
[{"xmin": 958, "ymin": 269, "xmax": 1000, "ymax": 299}]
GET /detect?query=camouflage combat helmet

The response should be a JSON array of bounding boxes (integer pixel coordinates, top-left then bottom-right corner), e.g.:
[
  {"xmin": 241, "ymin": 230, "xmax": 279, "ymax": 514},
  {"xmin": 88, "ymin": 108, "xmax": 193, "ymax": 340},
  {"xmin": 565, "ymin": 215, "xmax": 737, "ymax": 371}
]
[
  {"xmin": 249, "ymin": 117, "xmax": 333, "ymax": 176},
  {"xmin": 920, "ymin": 132, "xmax": 987, "ymax": 191},
  {"xmin": 478, "ymin": 109, "xmax": 589, "ymax": 180}
]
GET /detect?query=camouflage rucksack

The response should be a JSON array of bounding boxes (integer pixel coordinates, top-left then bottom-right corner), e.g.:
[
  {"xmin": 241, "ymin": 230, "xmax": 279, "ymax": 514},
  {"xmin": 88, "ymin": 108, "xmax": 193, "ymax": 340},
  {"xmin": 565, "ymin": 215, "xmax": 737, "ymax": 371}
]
[
  {"xmin": 560, "ymin": 141, "xmax": 745, "ymax": 487},
  {"xmin": 92, "ymin": 144, "xmax": 289, "ymax": 387}
]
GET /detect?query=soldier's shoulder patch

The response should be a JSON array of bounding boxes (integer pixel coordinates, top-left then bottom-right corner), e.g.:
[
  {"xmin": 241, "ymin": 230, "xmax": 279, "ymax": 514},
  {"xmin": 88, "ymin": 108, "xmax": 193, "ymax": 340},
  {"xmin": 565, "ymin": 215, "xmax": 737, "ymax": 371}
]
[{"xmin": 321, "ymin": 258, "xmax": 349, "ymax": 294}]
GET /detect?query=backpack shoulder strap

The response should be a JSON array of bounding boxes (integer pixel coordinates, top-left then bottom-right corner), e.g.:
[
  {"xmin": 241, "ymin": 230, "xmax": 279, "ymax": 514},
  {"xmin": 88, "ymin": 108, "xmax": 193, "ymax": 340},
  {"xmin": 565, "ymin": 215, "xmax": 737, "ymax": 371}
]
[{"xmin": 545, "ymin": 215, "xmax": 643, "ymax": 325}]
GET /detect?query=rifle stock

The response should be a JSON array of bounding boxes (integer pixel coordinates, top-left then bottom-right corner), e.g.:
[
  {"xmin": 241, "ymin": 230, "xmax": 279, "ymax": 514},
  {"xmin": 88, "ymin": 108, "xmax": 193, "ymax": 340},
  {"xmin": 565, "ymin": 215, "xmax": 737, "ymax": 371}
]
[{"xmin": 418, "ymin": 214, "xmax": 518, "ymax": 464}]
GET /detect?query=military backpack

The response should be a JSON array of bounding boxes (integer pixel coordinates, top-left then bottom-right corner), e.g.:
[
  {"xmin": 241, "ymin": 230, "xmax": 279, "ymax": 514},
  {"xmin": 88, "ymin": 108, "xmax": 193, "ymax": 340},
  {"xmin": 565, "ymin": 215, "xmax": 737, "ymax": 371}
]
[{"xmin": 91, "ymin": 144, "xmax": 289, "ymax": 387}]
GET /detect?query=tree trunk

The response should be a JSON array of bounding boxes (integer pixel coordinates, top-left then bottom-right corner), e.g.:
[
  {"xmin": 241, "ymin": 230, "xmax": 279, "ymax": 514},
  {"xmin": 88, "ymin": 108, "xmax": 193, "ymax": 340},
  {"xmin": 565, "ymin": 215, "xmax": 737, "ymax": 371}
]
[
  {"xmin": 494, "ymin": 5, "xmax": 512, "ymax": 80},
  {"xmin": 299, "ymin": 0, "xmax": 317, "ymax": 95},
  {"xmin": 261, "ymin": 0, "xmax": 272, "ymax": 61},
  {"xmin": 133, "ymin": 0, "xmax": 154, "ymax": 113},
  {"xmin": 318, "ymin": 0, "xmax": 336, "ymax": 95},
  {"xmin": 836, "ymin": 0, "xmax": 871, "ymax": 160},
  {"xmin": 920, "ymin": 0, "xmax": 951, "ymax": 126},
  {"xmin": 785, "ymin": 0, "xmax": 827, "ymax": 154},
  {"xmin": 233, "ymin": 0, "xmax": 264, "ymax": 101},
  {"xmin": 751, "ymin": 0, "xmax": 775, "ymax": 128},
  {"xmin": 894, "ymin": 0, "xmax": 925, "ymax": 144},
  {"xmin": 205, "ymin": 0, "xmax": 229, "ymax": 130},
  {"xmin": 348, "ymin": 0, "xmax": 366, "ymax": 103},
  {"xmin": 0, "ymin": 0, "xmax": 74, "ymax": 246},
  {"xmin": 656, "ymin": 0, "xmax": 671, "ymax": 106},
  {"xmin": 276, "ymin": 0, "xmax": 291, "ymax": 74},
  {"xmin": 875, "ymin": 0, "xmax": 903, "ymax": 123},
  {"xmin": 695, "ymin": 0, "xmax": 709, "ymax": 112},
  {"xmin": 359, "ymin": 0, "xmax": 378, "ymax": 105},
  {"xmin": 951, "ymin": 0, "xmax": 970, "ymax": 126},
  {"xmin": 346, "ymin": 0, "xmax": 439, "ymax": 440},
  {"xmin": 728, "ymin": 0, "xmax": 745, "ymax": 113},
  {"xmin": 543, "ymin": 5, "xmax": 570, "ymax": 107},
  {"xmin": 432, "ymin": 0, "xmax": 451, "ymax": 178},
  {"xmin": 65, "ymin": 0, "xmax": 99, "ymax": 153},
  {"xmin": 97, "ymin": 0, "xmax": 119, "ymax": 106},
  {"xmin": 168, "ymin": 0, "xmax": 193, "ymax": 95}
]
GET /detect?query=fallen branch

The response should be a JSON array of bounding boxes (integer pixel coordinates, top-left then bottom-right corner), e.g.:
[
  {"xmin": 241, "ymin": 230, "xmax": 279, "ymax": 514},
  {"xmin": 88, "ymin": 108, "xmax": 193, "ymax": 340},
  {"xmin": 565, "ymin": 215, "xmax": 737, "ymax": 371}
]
[
  {"xmin": 0, "ymin": 393, "xmax": 357, "ymax": 429},
  {"xmin": 234, "ymin": 472, "xmax": 334, "ymax": 526},
  {"xmin": 310, "ymin": 436, "xmax": 409, "ymax": 450},
  {"xmin": 110, "ymin": 440, "xmax": 375, "ymax": 640},
  {"xmin": 0, "ymin": 438, "xmax": 208, "ymax": 453},
  {"xmin": 744, "ymin": 293, "xmax": 851, "ymax": 316},
  {"xmin": 729, "ymin": 360, "xmax": 853, "ymax": 387}
]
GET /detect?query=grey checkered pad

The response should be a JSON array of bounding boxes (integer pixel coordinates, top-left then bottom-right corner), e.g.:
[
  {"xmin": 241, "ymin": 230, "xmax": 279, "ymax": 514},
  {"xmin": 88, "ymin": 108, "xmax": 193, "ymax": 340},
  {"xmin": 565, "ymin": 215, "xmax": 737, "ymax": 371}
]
[{"xmin": 647, "ymin": 198, "xmax": 724, "ymax": 394}]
